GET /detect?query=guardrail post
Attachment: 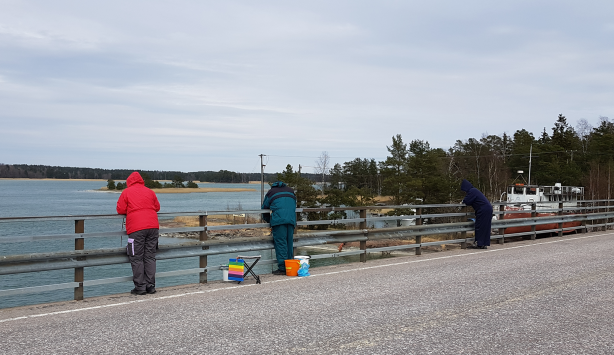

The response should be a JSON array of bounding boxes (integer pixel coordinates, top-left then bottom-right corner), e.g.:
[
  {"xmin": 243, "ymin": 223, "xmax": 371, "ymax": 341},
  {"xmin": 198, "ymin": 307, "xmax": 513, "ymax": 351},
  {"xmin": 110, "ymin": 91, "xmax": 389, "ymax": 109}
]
[
  {"xmin": 497, "ymin": 204, "xmax": 505, "ymax": 244},
  {"xmin": 415, "ymin": 208, "xmax": 422, "ymax": 255},
  {"xmin": 461, "ymin": 206, "xmax": 468, "ymax": 249},
  {"xmin": 531, "ymin": 202, "xmax": 537, "ymax": 240},
  {"xmin": 604, "ymin": 200, "xmax": 608, "ymax": 231},
  {"xmin": 359, "ymin": 209, "xmax": 367, "ymax": 263},
  {"xmin": 558, "ymin": 202, "xmax": 564, "ymax": 237},
  {"xmin": 603, "ymin": 201, "xmax": 608, "ymax": 231},
  {"xmin": 580, "ymin": 201, "xmax": 588, "ymax": 233},
  {"xmin": 603, "ymin": 200, "xmax": 607, "ymax": 231},
  {"xmin": 74, "ymin": 219, "xmax": 84, "ymax": 301},
  {"xmin": 588, "ymin": 201, "xmax": 593, "ymax": 231},
  {"xmin": 293, "ymin": 210, "xmax": 300, "ymax": 262},
  {"xmin": 199, "ymin": 215, "xmax": 208, "ymax": 283},
  {"xmin": 609, "ymin": 200, "xmax": 613, "ymax": 231},
  {"xmin": 595, "ymin": 201, "xmax": 603, "ymax": 231}
]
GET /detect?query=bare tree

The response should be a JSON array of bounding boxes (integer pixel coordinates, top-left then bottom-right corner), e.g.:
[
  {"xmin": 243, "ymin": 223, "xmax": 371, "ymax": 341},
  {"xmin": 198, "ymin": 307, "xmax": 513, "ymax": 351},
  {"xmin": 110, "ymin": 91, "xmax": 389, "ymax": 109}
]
[
  {"xmin": 576, "ymin": 118, "xmax": 593, "ymax": 154},
  {"xmin": 314, "ymin": 151, "xmax": 330, "ymax": 186}
]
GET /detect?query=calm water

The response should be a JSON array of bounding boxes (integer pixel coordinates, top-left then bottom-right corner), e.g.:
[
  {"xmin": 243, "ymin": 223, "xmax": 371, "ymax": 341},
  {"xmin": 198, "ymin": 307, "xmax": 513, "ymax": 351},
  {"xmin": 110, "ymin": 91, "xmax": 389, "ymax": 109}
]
[
  {"xmin": 0, "ymin": 180, "xmax": 396, "ymax": 309},
  {"xmin": 0, "ymin": 180, "xmax": 269, "ymax": 309}
]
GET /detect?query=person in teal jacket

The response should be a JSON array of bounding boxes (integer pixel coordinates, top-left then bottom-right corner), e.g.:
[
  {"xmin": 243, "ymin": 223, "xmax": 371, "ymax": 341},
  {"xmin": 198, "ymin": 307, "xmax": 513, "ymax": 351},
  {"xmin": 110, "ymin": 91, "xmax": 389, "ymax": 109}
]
[{"xmin": 261, "ymin": 181, "xmax": 297, "ymax": 275}]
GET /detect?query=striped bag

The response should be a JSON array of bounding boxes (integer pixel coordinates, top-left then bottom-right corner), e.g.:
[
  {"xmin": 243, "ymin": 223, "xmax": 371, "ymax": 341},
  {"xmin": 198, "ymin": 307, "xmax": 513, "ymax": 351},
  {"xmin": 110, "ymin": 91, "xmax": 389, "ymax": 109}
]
[{"xmin": 228, "ymin": 259, "xmax": 245, "ymax": 282}]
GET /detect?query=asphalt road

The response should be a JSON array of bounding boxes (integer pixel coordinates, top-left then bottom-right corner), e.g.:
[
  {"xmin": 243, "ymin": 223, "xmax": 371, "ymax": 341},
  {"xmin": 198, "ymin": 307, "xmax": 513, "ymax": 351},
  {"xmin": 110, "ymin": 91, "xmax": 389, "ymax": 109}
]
[{"xmin": 2, "ymin": 230, "xmax": 614, "ymax": 354}]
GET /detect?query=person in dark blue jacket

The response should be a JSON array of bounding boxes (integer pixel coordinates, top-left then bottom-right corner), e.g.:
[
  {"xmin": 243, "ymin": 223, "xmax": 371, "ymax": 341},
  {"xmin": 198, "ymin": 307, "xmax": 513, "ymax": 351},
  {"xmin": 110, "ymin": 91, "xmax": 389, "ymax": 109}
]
[
  {"xmin": 262, "ymin": 181, "xmax": 297, "ymax": 275},
  {"xmin": 461, "ymin": 179, "xmax": 493, "ymax": 249}
]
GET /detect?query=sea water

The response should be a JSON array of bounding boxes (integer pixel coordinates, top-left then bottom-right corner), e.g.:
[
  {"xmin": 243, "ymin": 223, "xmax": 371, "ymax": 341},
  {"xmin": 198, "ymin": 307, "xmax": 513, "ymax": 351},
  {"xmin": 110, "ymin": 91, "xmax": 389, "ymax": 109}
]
[{"xmin": 0, "ymin": 180, "xmax": 274, "ymax": 309}]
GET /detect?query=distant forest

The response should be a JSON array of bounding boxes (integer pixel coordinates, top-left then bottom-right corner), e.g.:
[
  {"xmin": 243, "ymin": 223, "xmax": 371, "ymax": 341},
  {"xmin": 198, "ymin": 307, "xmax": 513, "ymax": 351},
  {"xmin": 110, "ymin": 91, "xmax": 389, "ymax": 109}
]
[
  {"xmin": 0, "ymin": 164, "xmax": 317, "ymax": 184},
  {"xmin": 3, "ymin": 114, "xmax": 614, "ymax": 202},
  {"xmin": 312, "ymin": 114, "xmax": 614, "ymax": 203},
  {"xmin": 290, "ymin": 114, "xmax": 614, "ymax": 205}
]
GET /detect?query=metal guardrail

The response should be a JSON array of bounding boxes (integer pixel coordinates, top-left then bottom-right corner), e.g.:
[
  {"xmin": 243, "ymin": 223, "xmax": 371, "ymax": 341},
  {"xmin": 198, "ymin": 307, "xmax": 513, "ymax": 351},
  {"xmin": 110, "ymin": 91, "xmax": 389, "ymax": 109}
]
[{"xmin": 1, "ymin": 201, "xmax": 613, "ymax": 302}]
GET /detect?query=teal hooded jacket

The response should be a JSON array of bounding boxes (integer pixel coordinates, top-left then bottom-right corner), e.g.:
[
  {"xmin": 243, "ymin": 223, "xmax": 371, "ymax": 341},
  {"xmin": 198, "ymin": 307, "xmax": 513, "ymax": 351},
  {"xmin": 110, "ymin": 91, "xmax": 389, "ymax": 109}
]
[{"xmin": 261, "ymin": 181, "xmax": 297, "ymax": 226}]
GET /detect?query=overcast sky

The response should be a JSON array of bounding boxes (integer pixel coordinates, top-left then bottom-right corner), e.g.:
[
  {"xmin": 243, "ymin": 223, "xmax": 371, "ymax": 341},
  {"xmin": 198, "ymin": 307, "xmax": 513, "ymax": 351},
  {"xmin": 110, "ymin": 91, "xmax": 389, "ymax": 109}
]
[{"xmin": 1, "ymin": 1, "xmax": 613, "ymax": 174}]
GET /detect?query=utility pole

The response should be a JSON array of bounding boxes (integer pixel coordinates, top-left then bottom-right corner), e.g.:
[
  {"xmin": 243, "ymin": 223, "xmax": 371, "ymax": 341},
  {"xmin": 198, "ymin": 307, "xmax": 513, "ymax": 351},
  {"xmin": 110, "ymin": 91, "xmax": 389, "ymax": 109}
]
[
  {"xmin": 528, "ymin": 144, "xmax": 532, "ymax": 186},
  {"xmin": 298, "ymin": 164, "xmax": 302, "ymax": 197},
  {"xmin": 259, "ymin": 154, "xmax": 266, "ymax": 206}
]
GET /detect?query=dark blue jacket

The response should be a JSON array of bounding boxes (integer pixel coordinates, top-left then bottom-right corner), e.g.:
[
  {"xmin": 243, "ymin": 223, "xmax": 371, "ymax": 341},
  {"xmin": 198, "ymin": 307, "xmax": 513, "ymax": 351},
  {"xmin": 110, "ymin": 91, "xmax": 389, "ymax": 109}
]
[
  {"xmin": 461, "ymin": 180, "xmax": 492, "ymax": 214},
  {"xmin": 261, "ymin": 181, "xmax": 297, "ymax": 226},
  {"xmin": 461, "ymin": 179, "xmax": 493, "ymax": 246}
]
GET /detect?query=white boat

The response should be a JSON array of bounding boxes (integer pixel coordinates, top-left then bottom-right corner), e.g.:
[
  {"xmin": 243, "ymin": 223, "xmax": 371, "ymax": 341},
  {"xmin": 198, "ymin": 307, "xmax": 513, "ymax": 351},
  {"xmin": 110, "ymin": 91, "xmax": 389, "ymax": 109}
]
[
  {"xmin": 506, "ymin": 182, "xmax": 584, "ymax": 209},
  {"xmin": 503, "ymin": 182, "xmax": 584, "ymax": 235}
]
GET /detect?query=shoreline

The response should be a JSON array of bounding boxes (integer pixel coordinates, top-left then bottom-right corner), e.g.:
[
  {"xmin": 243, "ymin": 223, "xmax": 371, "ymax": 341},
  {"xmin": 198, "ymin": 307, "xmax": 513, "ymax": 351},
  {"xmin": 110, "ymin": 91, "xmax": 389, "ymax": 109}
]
[
  {"xmin": 0, "ymin": 178, "xmax": 258, "ymax": 185},
  {"xmin": 98, "ymin": 187, "xmax": 256, "ymax": 194}
]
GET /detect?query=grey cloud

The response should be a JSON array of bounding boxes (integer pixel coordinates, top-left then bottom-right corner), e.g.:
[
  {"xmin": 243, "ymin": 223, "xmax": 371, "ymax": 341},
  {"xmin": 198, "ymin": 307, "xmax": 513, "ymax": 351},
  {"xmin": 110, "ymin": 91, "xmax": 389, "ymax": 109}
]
[{"xmin": 1, "ymin": 1, "xmax": 613, "ymax": 172}]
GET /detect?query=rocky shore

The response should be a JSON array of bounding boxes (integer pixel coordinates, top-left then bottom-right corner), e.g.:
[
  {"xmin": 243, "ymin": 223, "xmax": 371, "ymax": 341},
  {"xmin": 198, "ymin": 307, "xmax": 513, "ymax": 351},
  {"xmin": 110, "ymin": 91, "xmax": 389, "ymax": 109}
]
[{"xmin": 160, "ymin": 228, "xmax": 270, "ymax": 240}]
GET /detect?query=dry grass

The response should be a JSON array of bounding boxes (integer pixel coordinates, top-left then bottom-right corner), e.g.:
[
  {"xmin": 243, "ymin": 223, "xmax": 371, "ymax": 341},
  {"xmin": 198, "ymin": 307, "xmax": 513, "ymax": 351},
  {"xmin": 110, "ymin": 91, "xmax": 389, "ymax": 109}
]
[
  {"xmin": 373, "ymin": 195, "xmax": 394, "ymax": 203},
  {"xmin": 171, "ymin": 214, "xmax": 262, "ymax": 227},
  {"xmin": 160, "ymin": 215, "xmax": 270, "ymax": 239},
  {"xmin": 172, "ymin": 216, "xmax": 200, "ymax": 227}
]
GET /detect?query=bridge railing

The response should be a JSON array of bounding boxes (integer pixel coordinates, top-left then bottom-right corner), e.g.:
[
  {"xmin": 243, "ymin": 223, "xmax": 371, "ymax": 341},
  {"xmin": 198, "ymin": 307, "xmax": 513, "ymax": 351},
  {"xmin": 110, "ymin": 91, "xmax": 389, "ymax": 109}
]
[{"xmin": 1, "ymin": 200, "xmax": 613, "ymax": 303}]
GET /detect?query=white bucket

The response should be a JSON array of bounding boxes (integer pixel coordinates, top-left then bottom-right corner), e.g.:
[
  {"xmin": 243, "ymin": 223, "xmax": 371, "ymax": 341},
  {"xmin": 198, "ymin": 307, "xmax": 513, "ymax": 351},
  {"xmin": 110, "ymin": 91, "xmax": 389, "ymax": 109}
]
[
  {"xmin": 222, "ymin": 266, "xmax": 229, "ymax": 281},
  {"xmin": 399, "ymin": 218, "xmax": 415, "ymax": 227},
  {"xmin": 295, "ymin": 255, "xmax": 310, "ymax": 265}
]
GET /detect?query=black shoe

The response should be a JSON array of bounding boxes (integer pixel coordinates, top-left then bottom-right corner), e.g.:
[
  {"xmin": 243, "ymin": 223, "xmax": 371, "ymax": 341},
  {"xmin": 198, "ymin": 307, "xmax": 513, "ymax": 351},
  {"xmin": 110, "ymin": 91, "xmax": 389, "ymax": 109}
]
[
  {"xmin": 467, "ymin": 245, "xmax": 487, "ymax": 249},
  {"xmin": 272, "ymin": 269, "xmax": 286, "ymax": 275},
  {"xmin": 146, "ymin": 285, "xmax": 156, "ymax": 294},
  {"xmin": 131, "ymin": 288, "xmax": 146, "ymax": 295}
]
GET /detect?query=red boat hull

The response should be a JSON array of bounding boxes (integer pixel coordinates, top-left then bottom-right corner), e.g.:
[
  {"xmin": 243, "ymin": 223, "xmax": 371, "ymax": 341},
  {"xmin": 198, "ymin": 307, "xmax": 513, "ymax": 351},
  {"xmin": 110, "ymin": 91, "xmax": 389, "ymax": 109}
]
[{"xmin": 502, "ymin": 211, "xmax": 581, "ymax": 235}]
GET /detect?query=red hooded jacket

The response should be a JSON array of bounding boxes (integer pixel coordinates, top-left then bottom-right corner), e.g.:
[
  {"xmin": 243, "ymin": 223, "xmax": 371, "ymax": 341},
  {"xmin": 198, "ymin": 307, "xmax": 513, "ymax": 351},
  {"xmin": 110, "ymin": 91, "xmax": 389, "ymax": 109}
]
[{"xmin": 116, "ymin": 172, "xmax": 160, "ymax": 234}]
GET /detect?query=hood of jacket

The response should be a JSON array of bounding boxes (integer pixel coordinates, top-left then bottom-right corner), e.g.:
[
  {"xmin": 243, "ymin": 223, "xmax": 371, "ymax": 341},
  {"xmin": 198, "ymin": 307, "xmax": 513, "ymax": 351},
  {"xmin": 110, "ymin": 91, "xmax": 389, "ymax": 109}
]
[
  {"xmin": 461, "ymin": 179, "xmax": 473, "ymax": 193},
  {"xmin": 126, "ymin": 172, "xmax": 145, "ymax": 187},
  {"xmin": 271, "ymin": 181, "xmax": 287, "ymax": 188}
]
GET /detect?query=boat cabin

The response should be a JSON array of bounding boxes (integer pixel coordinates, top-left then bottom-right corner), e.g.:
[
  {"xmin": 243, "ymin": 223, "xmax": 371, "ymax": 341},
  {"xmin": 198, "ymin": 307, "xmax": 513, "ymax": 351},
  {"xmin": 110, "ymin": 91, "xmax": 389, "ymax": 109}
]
[{"xmin": 507, "ymin": 183, "xmax": 584, "ymax": 204}]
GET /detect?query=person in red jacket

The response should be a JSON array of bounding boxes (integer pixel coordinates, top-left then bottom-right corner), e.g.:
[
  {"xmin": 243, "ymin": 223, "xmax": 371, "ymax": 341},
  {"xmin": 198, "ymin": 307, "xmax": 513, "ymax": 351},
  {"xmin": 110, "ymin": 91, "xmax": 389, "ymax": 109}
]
[{"xmin": 116, "ymin": 172, "xmax": 161, "ymax": 295}]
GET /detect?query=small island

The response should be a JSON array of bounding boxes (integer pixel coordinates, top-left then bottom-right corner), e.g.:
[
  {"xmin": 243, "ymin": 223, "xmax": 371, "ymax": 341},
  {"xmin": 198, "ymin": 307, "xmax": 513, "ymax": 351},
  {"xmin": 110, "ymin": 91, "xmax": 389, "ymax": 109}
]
[{"xmin": 102, "ymin": 175, "xmax": 256, "ymax": 194}]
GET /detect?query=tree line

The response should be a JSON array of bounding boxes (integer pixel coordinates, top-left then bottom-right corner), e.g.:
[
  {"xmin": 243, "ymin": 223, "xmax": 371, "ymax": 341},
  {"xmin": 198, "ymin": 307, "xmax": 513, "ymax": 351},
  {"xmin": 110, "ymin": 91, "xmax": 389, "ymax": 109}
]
[
  {"xmin": 3, "ymin": 114, "xmax": 613, "ymax": 202},
  {"xmin": 279, "ymin": 115, "xmax": 614, "ymax": 215},
  {"xmin": 0, "ymin": 165, "xmax": 299, "ymax": 184},
  {"xmin": 263, "ymin": 115, "xmax": 611, "ymax": 229}
]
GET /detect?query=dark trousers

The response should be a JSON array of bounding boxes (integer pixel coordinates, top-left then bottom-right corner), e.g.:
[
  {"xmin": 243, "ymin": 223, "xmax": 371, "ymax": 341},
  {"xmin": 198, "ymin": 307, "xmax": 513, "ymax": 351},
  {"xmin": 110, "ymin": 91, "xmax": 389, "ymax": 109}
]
[
  {"xmin": 272, "ymin": 224, "xmax": 295, "ymax": 270},
  {"xmin": 127, "ymin": 228, "xmax": 159, "ymax": 291},
  {"xmin": 474, "ymin": 209, "xmax": 492, "ymax": 247}
]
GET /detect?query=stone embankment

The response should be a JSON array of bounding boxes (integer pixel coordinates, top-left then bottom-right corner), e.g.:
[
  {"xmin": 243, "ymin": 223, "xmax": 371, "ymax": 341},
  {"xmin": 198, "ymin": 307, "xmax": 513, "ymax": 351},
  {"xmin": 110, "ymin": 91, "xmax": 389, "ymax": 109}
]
[{"xmin": 160, "ymin": 216, "xmax": 270, "ymax": 240}]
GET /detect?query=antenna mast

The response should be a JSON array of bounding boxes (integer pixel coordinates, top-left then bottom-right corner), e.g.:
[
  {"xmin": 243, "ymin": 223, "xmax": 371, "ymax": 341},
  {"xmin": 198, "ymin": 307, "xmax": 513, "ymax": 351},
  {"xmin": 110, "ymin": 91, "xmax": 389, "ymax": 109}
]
[{"xmin": 528, "ymin": 144, "xmax": 532, "ymax": 185}]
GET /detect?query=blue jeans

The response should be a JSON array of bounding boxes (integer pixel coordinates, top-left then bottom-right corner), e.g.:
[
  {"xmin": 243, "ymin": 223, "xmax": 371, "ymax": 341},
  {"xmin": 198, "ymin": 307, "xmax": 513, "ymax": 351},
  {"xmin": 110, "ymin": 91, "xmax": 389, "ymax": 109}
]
[{"xmin": 272, "ymin": 224, "xmax": 295, "ymax": 270}]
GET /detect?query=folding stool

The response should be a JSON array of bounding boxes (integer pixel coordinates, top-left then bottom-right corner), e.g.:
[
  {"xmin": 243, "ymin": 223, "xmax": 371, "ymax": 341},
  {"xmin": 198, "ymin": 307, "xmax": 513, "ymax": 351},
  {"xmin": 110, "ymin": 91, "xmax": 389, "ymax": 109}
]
[{"xmin": 236, "ymin": 255, "xmax": 261, "ymax": 284}]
